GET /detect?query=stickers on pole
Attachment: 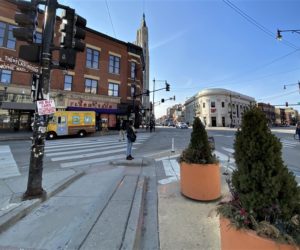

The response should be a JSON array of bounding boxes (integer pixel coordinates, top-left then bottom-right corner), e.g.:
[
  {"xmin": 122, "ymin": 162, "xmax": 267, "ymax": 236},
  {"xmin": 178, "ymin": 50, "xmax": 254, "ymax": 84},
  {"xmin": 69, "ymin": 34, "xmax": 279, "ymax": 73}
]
[{"xmin": 37, "ymin": 99, "xmax": 56, "ymax": 115}]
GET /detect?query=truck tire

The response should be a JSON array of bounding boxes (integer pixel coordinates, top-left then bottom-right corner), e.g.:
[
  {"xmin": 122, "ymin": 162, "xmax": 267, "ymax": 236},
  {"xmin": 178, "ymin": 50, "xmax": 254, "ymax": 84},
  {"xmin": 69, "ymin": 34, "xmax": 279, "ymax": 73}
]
[
  {"xmin": 78, "ymin": 130, "xmax": 86, "ymax": 137},
  {"xmin": 47, "ymin": 131, "xmax": 57, "ymax": 140}
]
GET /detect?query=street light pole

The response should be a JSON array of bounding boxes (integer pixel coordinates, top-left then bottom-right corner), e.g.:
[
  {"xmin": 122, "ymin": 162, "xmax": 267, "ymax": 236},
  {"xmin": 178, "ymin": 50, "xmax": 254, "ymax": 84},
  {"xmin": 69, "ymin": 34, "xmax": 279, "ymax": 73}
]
[
  {"xmin": 230, "ymin": 93, "xmax": 233, "ymax": 128},
  {"xmin": 152, "ymin": 78, "xmax": 155, "ymax": 120}
]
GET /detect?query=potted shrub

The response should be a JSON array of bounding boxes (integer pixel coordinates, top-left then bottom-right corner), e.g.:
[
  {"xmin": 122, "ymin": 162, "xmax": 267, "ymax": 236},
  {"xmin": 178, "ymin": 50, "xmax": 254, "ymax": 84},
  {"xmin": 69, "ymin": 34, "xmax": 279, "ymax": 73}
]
[
  {"xmin": 218, "ymin": 107, "xmax": 300, "ymax": 250},
  {"xmin": 179, "ymin": 117, "xmax": 221, "ymax": 201}
]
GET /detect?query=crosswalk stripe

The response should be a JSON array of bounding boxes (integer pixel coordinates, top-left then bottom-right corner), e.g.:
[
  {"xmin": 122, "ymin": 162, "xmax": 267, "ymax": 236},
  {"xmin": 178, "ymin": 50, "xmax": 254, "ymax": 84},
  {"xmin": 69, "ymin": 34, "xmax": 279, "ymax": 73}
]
[
  {"xmin": 50, "ymin": 147, "xmax": 137, "ymax": 161},
  {"xmin": 0, "ymin": 146, "xmax": 20, "ymax": 179},
  {"xmin": 45, "ymin": 140, "xmax": 143, "ymax": 153},
  {"xmin": 60, "ymin": 154, "xmax": 125, "ymax": 168},
  {"xmin": 155, "ymin": 154, "xmax": 181, "ymax": 162},
  {"xmin": 222, "ymin": 147, "xmax": 234, "ymax": 153},
  {"xmin": 45, "ymin": 138, "xmax": 146, "ymax": 150},
  {"xmin": 46, "ymin": 143, "xmax": 137, "ymax": 156}
]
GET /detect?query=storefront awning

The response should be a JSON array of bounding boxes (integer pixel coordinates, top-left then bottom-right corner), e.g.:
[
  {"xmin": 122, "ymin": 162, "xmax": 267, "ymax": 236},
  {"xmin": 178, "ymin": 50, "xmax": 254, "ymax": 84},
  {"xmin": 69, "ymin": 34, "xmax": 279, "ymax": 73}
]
[{"xmin": 1, "ymin": 102, "xmax": 35, "ymax": 110}]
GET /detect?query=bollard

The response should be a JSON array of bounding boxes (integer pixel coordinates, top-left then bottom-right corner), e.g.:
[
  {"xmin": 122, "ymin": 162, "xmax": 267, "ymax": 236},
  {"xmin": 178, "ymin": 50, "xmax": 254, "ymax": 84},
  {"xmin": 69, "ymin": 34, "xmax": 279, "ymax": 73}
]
[{"xmin": 171, "ymin": 138, "xmax": 175, "ymax": 153}]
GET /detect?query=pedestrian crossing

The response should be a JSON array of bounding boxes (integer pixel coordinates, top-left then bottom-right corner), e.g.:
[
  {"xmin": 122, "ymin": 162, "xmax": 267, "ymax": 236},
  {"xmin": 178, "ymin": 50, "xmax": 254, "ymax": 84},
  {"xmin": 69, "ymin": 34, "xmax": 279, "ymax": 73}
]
[
  {"xmin": 0, "ymin": 145, "xmax": 20, "ymax": 179},
  {"xmin": 44, "ymin": 134, "xmax": 151, "ymax": 168},
  {"xmin": 157, "ymin": 141, "xmax": 300, "ymax": 185},
  {"xmin": 281, "ymin": 139, "xmax": 299, "ymax": 149}
]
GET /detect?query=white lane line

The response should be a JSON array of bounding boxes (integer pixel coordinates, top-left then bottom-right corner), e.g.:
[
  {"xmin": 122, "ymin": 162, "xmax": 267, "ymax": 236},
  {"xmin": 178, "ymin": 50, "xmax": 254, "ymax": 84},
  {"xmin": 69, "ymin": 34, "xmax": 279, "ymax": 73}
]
[
  {"xmin": 158, "ymin": 159, "xmax": 180, "ymax": 185},
  {"xmin": 0, "ymin": 146, "xmax": 21, "ymax": 179},
  {"xmin": 51, "ymin": 147, "xmax": 137, "ymax": 161},
  {"xmin": 60, "ymin": 154, "xmax": 125, "ymax": 168},
  {"xmin": 222, "ymin": 147, "xmax": 234, "ymax": 153},
  {"xmin": 46, "ymin": 142, "xmax": 141, "ymax": 156},
  {"xmin": 155, "ymin": 154, "xmax": 181, "ymax": 162}
]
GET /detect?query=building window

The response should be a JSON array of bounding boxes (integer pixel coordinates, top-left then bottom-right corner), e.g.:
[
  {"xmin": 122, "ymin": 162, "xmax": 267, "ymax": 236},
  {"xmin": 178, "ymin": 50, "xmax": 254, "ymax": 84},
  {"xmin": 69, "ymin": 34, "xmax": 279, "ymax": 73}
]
[
  {"xmin": 86, "ymin": 48, "xmax": 99, "ymax": 69},
  {"xmin": 131, "ymin": 62, "xmax": 136, "ymax": 79},
  {"xmin": 203, "ymin": 102, "xmax": 205, "ymax": 108},
  {"xmin": 0, "ymin": 22, "xmax": 16, "ymax": 49},
  {"xmin": 0, "ymin": 69, "xmax": 12, "ymax": 84},
  {"xmin": 222, "ymin": 102, "xmax": 225, "ymax": 108},
  {"xmin": 108, "ymin": 83, "xmax": 119, "ymax": 97},
  {"xmin": 211, "ymin": 101, "xmax": 215, "ymax": 108},
  {"xmin": 109, "ymin": 55, "xmax": 120, "ymax": 74},
  {"xmin": 64, "ymin": 75, "xmax": 73, "ymax": 91},
  {"xmin": 85, "ymin": 78, "xmax": 98, "ymax": 94}
]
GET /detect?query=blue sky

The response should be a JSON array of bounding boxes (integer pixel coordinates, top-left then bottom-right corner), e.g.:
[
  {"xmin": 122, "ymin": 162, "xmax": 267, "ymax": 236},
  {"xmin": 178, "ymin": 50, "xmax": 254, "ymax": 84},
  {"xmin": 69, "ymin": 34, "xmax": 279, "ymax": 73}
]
[{"xmin": 59, "ymin": 0, "xmax": 300, "ymax": 117}]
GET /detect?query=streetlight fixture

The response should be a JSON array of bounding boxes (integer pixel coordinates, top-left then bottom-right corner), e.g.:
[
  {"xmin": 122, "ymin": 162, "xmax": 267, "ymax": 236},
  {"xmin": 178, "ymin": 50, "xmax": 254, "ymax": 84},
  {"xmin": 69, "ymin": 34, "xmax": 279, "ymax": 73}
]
[{"xmin": 276, "ymin": 29, "xmax": 300, "ymax": 40}]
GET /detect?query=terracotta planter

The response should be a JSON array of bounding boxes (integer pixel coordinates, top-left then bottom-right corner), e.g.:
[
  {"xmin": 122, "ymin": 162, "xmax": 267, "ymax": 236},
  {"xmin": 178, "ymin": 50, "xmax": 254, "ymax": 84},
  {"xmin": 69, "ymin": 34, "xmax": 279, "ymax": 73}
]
[
  {"xmin": 220, "ymin": 217, "xmax": 300, "ymax": 250},
  {"xmin": 180, "ymin": 162, "xmax": 221, "ymax": 201}
]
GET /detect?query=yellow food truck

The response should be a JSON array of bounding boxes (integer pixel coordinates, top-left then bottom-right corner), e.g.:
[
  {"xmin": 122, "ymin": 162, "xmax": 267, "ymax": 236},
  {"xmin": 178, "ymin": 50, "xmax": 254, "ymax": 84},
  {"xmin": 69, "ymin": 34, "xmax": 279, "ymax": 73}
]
[{"xmin": 47, "ymin": 111, "xmax": 96, "ymax": 139}]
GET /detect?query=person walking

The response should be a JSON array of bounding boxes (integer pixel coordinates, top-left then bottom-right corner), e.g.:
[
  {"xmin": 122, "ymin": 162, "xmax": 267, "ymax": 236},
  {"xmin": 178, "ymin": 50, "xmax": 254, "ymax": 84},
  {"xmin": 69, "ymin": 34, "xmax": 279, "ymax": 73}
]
[
  {"xmin": 126, "ymin": 120, "xmax": 136, "ymax": 160},
  {"xmin": 296, "ymin": 123, "xmax": 300, "ymax": 141},
  {"xmin": 119, "ymin": 118, "xmax": 125, "ymax": 141}
]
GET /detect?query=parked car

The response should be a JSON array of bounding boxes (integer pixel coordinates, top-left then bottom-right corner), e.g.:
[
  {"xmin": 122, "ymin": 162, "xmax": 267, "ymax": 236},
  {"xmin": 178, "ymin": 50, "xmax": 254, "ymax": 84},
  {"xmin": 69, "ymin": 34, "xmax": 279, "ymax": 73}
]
[
  {"xmin": 176, "ymin": 122, "xmax": 188, "ymax": 129},
  {"xmin": 168, "ymin": 121, "xmax": 175, "ymax": 127}
]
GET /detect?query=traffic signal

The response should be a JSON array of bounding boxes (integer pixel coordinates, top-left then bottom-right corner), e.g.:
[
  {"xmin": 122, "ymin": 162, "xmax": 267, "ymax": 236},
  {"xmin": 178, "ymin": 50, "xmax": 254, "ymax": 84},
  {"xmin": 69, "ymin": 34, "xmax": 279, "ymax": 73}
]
[
  {"xmin": 173, "ymin": 95, "xmax": 176, "ymax": 101},
  {"xmin": 165, "ymin": 82, "xmax": 170, "ymax": 91},
  {"xmin": 286, "ymin": 102, "xmax": 288, "ymax": 107},
  {"xmin": 59, "ymin": 48, "xmax": 77, "ymax": 69},
  {"xmin": 144, "ymin": 89, "xmax": 150, "ymax": 96},
  {"xmin": 161, "ymin": 98, "xmax": 165, "ymax": 103},
  {"xmin": 60, "ymin": 8, "xmax": 86, "ymax": 52},
  {"xmin": 13, "ymin": 0, "xmax": 38, "ymax": 43}
]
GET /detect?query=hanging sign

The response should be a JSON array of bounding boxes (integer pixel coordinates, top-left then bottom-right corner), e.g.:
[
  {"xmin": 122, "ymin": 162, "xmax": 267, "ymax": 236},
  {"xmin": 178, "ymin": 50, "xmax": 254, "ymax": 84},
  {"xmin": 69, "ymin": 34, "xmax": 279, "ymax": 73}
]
[
  {"xmin": 0, "ymin": 55, "xmax": 39, "ymax": 74},
  {"xmin": 37, "ymin": 99, "xmax": 56, "ymax": 115}
]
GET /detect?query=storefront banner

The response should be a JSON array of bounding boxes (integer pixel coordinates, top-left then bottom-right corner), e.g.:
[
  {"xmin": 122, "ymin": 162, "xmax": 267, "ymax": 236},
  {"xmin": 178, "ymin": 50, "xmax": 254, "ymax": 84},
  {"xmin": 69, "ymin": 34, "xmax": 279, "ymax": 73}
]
[{"xmin": 37, "ymin": 99, "xmax": 56, "ymax": 115}]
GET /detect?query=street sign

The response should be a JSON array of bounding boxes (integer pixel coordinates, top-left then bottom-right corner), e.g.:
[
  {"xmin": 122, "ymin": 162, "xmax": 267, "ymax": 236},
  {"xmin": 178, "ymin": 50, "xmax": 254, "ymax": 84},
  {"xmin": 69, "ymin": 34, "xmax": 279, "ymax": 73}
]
[{"xmin": 37, "ymin": 99, "xmax": 56, "ymax": 115}]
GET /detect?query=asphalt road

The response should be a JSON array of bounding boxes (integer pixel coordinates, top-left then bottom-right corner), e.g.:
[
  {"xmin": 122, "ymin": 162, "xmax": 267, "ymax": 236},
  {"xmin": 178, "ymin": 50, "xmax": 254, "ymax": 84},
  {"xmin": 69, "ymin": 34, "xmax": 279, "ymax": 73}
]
[{"xmin": 0, "ymin": 127, "xmax": 299, "ymax": 183}]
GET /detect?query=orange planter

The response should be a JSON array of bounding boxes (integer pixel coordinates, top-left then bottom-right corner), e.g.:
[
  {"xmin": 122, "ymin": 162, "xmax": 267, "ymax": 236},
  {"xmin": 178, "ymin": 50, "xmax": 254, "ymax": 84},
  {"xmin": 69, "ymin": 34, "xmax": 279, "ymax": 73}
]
[
  {"xmin": 220, "ymin": 217, "xmax": 300, "ymax": 250},
  {"xmin": 180, "ymin": 162, "xmax": 221, "ymax": 201}
]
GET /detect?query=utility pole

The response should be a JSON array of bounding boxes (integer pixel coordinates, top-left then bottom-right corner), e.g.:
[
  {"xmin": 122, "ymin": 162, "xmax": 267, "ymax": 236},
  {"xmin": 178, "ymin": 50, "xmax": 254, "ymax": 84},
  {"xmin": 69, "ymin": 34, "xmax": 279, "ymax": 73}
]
[
  {"xmin": 25, "ymin": 0, "xmax": 58, "ymax": 198},
  {"xmin": 13, "ymin": 0, "xmax": 86, "ymax": 198}
]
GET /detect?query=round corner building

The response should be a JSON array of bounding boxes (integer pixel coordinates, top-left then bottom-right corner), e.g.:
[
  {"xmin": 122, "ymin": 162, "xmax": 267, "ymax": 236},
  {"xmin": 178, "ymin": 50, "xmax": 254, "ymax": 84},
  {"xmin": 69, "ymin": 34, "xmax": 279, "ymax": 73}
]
[{"xmin": 184, "ymin": 88, "xmax": 256, "ymax": 127}]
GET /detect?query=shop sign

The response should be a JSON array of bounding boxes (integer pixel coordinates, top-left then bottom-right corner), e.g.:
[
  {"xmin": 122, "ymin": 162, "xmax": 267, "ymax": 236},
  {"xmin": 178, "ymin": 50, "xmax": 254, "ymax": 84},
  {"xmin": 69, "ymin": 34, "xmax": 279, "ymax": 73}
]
[
  {"xmin": 37, "ymin": 99, "xmax": 56, "ymax": 115},
  {"xmin": 68, "ymin": 99, "xmax": 117, "ymax": 109},
  {"xmin": 0, "ymin": 55, "xmax": 39, "ymax": 74}
]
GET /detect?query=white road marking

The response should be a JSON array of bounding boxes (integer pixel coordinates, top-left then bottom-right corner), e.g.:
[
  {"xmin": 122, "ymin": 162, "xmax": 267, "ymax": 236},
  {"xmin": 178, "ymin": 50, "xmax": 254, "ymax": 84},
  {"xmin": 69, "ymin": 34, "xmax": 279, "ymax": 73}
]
[
  {"xmin": 0, "ymin": 146, "xmax": 21, "ymax": 179},
  {"xmin": 60, "ymin": 154, "xmax": 125, "ymax": 168},
  {"xmin": 155, "ymin": 154, "xmax": 181, "ymax": 162},
  {"xmin": 51, "ymin": 147, "xmax": 137, "ymax": 161},
  {"xmin": 158, "ymin": 159, "xmax": 180, "ymax": 185},
  {"xmin": 46, "ymin": 143, "xmax": 141, "ymax": 156},
  {"xmin": 222, "ymin": 147, "xmax": 234, "ymax": 153}
]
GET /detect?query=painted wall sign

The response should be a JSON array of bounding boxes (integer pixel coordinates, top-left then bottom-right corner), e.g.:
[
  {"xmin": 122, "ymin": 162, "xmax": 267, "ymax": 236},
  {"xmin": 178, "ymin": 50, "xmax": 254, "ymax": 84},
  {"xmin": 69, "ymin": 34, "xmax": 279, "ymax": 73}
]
[
  {"xmin": 68, "ymin": 99, "xmax": 117, "ymax": 109},
  {"xmin": 0, "ymin": 55, "xmax": 40, "ymax": 74}
]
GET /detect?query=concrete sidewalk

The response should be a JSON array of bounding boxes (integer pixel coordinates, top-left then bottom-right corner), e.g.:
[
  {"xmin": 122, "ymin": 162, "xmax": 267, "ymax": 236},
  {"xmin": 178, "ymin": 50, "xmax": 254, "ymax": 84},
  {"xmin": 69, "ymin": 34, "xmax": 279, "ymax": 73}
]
[{"xmin": 157, "ymin": 166, "xmax": 229, "ymax": 250}]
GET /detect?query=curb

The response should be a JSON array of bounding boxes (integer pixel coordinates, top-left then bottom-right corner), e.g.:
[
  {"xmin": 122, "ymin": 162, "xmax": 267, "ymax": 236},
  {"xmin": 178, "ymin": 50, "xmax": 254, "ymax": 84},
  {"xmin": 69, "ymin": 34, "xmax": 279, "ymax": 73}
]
[
  {"xmin": 121, "ymin": 176, "xmax": 147, "ymax": 250},
  {"xmin": 110, "ymin": 158, "xmax": 152, "ymax": 167},
  {"xmin": 0, "ymin": 170, "xmax": 84, "ymax": 234}
]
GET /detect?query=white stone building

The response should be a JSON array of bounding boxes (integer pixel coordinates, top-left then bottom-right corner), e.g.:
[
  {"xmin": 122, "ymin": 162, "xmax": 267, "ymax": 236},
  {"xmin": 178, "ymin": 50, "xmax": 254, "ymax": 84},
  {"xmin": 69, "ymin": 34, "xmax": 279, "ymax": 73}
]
[{"xmin": 184, "ymin": 88, "xmax": 256, "ymax": 127}]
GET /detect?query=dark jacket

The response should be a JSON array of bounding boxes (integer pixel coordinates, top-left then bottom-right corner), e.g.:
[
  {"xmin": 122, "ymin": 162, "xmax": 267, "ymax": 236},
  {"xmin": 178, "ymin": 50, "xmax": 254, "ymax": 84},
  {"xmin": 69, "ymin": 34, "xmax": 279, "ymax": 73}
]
[{"xmin": 127, "ymin": 126, "xmax": 136, "ymax": 141}]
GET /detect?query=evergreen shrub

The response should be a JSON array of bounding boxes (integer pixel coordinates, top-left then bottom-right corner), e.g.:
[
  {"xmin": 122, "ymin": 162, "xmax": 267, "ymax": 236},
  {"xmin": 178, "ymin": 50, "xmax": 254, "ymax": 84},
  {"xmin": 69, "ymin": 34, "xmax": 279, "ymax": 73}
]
[
  {"xmin": 218, "ymin": 107, "xmax": 300, "ymax": 245},
  {"xmin": 179, "ymin": 117, "xmax": 216, "ymax": 164}
]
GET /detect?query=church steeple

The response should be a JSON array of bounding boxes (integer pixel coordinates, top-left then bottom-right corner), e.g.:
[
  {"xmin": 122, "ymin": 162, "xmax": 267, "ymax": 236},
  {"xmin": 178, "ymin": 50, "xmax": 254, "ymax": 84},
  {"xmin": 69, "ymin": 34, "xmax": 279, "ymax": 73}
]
[
  {"xmin": 142, "ymin": 13, "xmax": 146, "ymax": 27},
  {"xmin": 136, "ymin": 14, "xmax": 150, "ymax": 112}
]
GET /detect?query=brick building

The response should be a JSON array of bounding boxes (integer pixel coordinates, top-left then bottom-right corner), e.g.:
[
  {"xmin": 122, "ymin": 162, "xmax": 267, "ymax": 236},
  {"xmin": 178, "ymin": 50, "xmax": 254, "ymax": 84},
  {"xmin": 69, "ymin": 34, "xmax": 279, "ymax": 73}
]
[
  {"xmin": 0, "ymin": 0, "xmax": 144, "ymax": 131},
  {"xmin": 257, "ymin": 102, "xmax": 275, "ymax": 126}
]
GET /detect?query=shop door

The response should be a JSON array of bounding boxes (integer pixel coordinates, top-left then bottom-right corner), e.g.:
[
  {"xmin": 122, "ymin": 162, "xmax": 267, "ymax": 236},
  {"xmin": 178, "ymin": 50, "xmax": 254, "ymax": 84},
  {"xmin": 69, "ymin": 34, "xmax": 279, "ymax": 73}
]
[
  {"xmin": 211, "ymin": 117, "xmax": 217, "ymax": 127},
  {"xmin": 222, "ymin": 117, "xmax": 225, "ymax": 127},
  {"xmin": 57, "ymin": 116, "xmax": 68, "ymax": 136}
]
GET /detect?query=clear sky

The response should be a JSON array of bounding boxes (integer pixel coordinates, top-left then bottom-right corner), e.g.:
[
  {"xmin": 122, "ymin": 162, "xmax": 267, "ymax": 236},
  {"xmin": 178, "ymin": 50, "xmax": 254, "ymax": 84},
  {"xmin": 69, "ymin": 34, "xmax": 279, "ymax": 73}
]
[{"xmin": 59, "ymin": 0, "xmax": 300, "ymax": 118}]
